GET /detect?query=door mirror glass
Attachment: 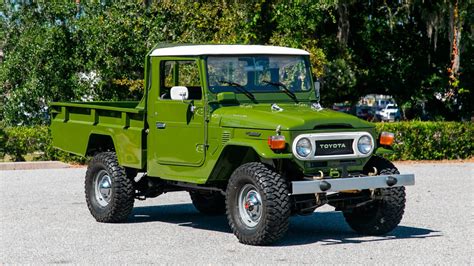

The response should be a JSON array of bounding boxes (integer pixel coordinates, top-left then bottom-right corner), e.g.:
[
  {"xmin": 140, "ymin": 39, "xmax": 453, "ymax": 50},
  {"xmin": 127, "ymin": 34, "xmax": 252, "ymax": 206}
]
[
  {"xmin": 170, "ymin": 86, "xmax": 189, "ymax": 101},
  {"xmin": 314, "ymin": 80, "xmax": 321, "ymax": 100}
]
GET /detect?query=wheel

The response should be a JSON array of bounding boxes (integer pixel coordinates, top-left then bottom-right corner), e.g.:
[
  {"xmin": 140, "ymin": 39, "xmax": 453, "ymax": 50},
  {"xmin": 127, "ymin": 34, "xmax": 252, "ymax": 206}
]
[
  {"xmin": 226, "ymin": 162, "xmax": 290, "ymax": 245},
  {"xmin": 343, "ymin": 156, "xmax": 406, "ymax": 235},
  {"xmin": 85, "ymin": 152, "xmax": 135, "ymax": 222},
  {"xmin": 189, "ymin": 191, "xmax": 226, "ymax": 215}
]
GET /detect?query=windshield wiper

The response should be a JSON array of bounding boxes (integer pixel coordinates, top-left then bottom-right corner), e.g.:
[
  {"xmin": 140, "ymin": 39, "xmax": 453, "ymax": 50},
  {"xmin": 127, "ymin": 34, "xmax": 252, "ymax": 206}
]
[
  {"xmin": 261, "ymin": 80, "xmax": 298, "ymax": 102},
  {"xmin": 219, "ymin": 80, "xmax": 256, "ymax": 101}
]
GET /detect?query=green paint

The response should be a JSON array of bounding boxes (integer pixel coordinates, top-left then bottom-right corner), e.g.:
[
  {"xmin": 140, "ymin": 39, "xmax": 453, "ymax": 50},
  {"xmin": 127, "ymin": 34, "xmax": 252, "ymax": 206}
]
[
  {"xmin": 50, "ymin": 45, "xmax": 381, "ymax": 185},
  {"xmin": 375, "ymin": 147, "xmax": 395, "ymax": 154},
  {"xmin": 216, "ymin": 92, "xmax": 237, "ymax": 103}
]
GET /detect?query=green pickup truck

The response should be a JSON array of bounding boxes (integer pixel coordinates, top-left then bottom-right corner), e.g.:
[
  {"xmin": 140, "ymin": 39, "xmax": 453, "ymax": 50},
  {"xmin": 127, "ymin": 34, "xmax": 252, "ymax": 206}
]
[{"xmin": 51, "ymin": 44, "xmax": 415, "ymax": 245}]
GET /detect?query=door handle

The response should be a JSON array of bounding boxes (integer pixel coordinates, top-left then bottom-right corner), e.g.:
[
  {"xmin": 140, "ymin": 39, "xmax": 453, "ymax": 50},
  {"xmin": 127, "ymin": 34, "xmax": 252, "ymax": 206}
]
[{"xmin": 156, "ymin": 122, "xmax": 166, "ymax": 129}]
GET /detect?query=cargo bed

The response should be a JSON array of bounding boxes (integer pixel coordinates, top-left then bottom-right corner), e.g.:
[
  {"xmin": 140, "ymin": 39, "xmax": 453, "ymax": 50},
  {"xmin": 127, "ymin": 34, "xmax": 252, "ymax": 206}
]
[{"xmin": 50, "ymin": 101, "xmax": 146, "ymax": 169}]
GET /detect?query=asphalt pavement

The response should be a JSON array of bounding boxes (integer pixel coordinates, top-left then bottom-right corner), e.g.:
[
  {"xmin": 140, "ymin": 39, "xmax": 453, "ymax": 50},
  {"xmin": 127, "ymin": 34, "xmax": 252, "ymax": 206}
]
[{"xmin": 1, "ymin": 162, "xmax": 473, "ymax": 264}]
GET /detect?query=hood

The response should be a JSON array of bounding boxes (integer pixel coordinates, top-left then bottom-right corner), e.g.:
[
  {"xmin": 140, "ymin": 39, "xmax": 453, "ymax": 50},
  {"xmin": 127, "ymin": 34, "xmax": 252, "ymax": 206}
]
[{"xmin": 214, "ymin": 103, "xmax": 373, "ymax": 130}]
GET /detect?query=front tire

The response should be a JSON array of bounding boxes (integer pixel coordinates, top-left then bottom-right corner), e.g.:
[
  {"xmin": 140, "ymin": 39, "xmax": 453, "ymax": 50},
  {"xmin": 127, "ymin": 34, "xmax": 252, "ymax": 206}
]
[
  {"xmin": 85, "ymin": 152, "xmax": 135, "ymax": 223},
  {"xmin": 343, "ymin": 156, "xmax": 406, "ymax": 235},
  {"xmin": 226, "ymin": 162, "xmax": 290, "ymax": 245}
]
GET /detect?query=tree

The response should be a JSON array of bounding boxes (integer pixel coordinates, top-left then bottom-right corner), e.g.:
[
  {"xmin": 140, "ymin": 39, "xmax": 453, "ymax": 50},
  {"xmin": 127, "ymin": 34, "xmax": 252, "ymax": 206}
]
[
  {"xmin": 1, "ymin": 2, "xmax": 89, "ymax": 125},
  {"xmin": 1, "ymin": 1, "xmax": 472, "ymax": 125}
]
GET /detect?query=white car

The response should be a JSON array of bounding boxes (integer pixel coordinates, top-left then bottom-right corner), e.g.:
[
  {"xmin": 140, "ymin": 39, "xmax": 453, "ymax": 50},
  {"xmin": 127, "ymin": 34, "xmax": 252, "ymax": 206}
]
[{"xmin": 379, "ymin": 104, "xmax": 401, "ymax": 121}]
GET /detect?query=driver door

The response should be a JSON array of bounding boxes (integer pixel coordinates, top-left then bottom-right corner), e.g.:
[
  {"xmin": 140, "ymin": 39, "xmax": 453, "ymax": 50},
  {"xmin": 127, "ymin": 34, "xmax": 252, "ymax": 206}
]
[{"xmin": 148, "ymin": 59, "xmax": 205, "ymax": 172}]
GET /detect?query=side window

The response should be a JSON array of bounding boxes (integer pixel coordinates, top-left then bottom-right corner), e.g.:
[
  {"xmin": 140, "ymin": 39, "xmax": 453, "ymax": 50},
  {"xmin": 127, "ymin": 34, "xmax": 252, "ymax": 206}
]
[{"xmin": 160, "ymin": 60, "xmax": 202, "ymax": 100}]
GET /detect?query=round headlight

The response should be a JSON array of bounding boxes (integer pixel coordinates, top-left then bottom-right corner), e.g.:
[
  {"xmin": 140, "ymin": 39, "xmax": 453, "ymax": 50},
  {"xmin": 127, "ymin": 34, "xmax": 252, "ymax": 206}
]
[
  {"xmin": 357, "ymin": 135, "xmax": 373, "ymax": 154},
  {"xmin": 296, "ymin": 138, "xmax": 312, "ymax": 157}
]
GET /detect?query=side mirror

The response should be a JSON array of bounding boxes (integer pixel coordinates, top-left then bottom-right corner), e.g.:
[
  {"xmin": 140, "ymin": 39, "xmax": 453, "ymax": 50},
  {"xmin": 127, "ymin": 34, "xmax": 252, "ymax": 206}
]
[
  {"xmin": 314, "ymin": 80, "xmax": 321, "ymax": 101},
  {"xmin": 170, "ymin": 86, "xmax": 189, "ymax": 101}
]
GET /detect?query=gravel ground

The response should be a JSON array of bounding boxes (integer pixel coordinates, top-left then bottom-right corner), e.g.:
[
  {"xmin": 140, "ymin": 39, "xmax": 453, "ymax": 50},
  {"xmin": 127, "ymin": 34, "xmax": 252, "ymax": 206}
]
[{"xmin": 1, "ymin": 162, "xmax": 473, "ymax": 264}]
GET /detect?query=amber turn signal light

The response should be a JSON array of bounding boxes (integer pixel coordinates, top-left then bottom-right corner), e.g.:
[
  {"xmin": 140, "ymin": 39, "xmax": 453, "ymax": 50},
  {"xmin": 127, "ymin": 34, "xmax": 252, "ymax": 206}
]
[
  {"xmin": 268, "ymin": 135, "xmax": 286, "ymax": 150},
  {"xmin": 379, "ymin": 131, "xmax": 395, "ymax": 146}
]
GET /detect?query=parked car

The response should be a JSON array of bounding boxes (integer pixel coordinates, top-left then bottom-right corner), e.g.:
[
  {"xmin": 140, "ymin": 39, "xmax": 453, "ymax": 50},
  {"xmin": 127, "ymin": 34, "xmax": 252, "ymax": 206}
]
[
  {"xmin": 332, "ymin": 103, "xmax": 351, "ymax": 114},
  {"xmin": 356, "ymin": 105, "xmax": 375, "ymax": 121},
  {"xmin": 374, "ymin": 99, "xmax": 394, "ymax": 109},
  {"xmin": 378, "ymin": 104, "xmax": 401, "ymax": 121}
]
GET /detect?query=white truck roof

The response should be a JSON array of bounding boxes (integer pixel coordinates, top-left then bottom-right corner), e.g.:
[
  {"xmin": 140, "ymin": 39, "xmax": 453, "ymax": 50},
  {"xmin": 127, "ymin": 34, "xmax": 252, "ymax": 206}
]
[{"xmin": 150, "ymin": 45, "xmax": 310, "ymax": 57}]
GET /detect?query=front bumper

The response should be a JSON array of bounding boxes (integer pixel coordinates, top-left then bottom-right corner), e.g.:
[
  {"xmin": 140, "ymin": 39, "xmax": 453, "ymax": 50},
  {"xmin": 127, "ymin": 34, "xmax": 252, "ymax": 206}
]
[{"xmin": 291, "ymin": 174, "xmax": 415, "ymax": 195}]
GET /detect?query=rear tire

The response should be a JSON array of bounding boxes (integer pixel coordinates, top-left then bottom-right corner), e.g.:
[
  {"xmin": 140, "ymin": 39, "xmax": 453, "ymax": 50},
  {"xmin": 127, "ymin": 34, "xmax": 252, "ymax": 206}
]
[
  {"xmin": 85, "ymin": 152, "xmax": 134, "ymax": 223},
  {"xmin": 343, "ymin": 156, "xmax": 406, "ymax": 235},
  {"xmin": 226, "ymin": 162, "xmax": 290, "ymax": 245},
  {"xmin": 189, "ymin": 191, "xmax": 226, "ymax": 215}
]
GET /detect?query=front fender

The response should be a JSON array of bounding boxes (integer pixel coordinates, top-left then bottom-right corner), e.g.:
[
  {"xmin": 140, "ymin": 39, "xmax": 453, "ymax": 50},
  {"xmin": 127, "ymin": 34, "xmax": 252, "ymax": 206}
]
[
  {"xmin": 375, "ymin": 146, "xmax": 395, "ymax": 155},
  {"xmin": 224, "ymin": 138, "xmax": 293, "ymax": 159}
]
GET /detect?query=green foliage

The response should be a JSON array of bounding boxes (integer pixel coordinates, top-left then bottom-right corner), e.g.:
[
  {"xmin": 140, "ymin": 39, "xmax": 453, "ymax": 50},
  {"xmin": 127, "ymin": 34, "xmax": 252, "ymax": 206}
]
[
  {"xmin": 1, "ymin": 1, "xmax": 473, "ymax": 126},
  {"xmin": 1, "ymin": 126, "xmax": 85, "ymax": 163},
  {"xmin": 346, "ymin": 1, "xmax": 473, "ymax": 120},
  {"xmin": 322, "ymin": 57, "xmax": 358, "ymax": 103},
  {"xmin": 269, "ymin": 1, "xmax": 334, "ymax": 77},
  {"xmin": 3, "ymin": 126, "xmax": 47, "ymax": 161},
  {"xmin": 0, "ymin": 122, "xmax": 6, "ymax": 158},
  {"xmin": 0, "ymin": 1, "xmax": 273, "ymax": 126},
  {"xmin": 1, "ymin": 2, "xmax": 90, "ymax": 125},
  {"xmin": 376, "ymin": 122, "xmax": 473, "ymax": 161}
]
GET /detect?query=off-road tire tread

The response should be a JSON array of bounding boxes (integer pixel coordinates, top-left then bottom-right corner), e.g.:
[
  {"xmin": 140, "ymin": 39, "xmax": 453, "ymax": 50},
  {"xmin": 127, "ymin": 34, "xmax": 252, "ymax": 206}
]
[
  {"xmin": 190, "ymin": 191, "xmax": 226, "ymax": 215},
  {"xmin": 226, "ymin": 162, "xmax": 290, "ymax": 245},
  {"xmin": 85, "ymin": 152, "xmax": 134, "ymax": 223},
  {"xmin": 343, "ymin": 156, "xmax": 406, "ymax": 235}
]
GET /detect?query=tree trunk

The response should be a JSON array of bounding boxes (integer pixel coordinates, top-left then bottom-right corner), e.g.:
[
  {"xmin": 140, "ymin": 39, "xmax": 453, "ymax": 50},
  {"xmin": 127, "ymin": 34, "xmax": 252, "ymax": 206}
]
[
  {"xmin": 337, "ymin": 3, "xmax": 350, "ymax": 46},
  {"xmin": 448, "ymin": 0, "xmax": 461, "ymax": 83}
]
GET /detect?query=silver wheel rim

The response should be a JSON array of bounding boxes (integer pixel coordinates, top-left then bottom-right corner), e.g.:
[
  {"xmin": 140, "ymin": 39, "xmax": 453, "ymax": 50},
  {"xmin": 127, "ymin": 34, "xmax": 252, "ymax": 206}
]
[
  {"xmin": 238, "ymin": 184, "xmax": 263, "ymax": 228},
  {"xmin": 94, "ymin": 170, "xmax": 112, "ymax": 207}
]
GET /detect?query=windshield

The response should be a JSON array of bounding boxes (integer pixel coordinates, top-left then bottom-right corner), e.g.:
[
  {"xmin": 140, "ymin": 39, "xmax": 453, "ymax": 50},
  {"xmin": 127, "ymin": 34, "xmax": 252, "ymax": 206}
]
[{"xmin": 206, "ymin": 55, "xmax": 312, "ymax": 94}]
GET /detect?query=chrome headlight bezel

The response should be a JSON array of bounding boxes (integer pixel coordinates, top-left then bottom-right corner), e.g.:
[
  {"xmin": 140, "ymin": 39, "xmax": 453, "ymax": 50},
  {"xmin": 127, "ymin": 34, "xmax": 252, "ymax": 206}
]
[
  {"xmin": 295, "ymin": 137, "xmax": 312, "ymax": 157},
  {"xmin": 357, "ymin": 135, "xmax": 373, "ymax": 154}
]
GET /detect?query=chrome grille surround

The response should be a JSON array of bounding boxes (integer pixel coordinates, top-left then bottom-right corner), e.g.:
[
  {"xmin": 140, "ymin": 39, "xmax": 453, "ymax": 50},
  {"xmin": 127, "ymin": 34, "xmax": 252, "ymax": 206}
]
[{"xmin": 292, "ymin": 132, "xmax": 374, "ymax": 161}]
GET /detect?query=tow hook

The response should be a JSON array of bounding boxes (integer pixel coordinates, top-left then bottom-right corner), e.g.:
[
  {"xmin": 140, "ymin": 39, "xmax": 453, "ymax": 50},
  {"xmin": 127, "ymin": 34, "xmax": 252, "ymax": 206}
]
[
  {"xmin": 329, "ymin": 168, "xmax": 340, "ymax": 178},
  {"xmin": 368, "ymin": 167, "xmax": 378, "ymax": 176},
  {"xmin": 312, "ymin": 171, "xmax": 324, "ymax": 180}
]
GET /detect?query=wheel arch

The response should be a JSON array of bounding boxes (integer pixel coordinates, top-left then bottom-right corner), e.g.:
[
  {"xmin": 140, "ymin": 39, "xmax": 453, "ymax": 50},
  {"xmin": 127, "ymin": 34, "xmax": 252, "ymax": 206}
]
[
  {"xmin": 86, "ymin": 133, "xmax": 131, "ymax": 169},
  {"xmin": 86, "ymin": 133, "xmax": 116, "ymax": 156},
  {"xmin": 206, "ymin": 145, "xmax": 261, "ymax": 185}
]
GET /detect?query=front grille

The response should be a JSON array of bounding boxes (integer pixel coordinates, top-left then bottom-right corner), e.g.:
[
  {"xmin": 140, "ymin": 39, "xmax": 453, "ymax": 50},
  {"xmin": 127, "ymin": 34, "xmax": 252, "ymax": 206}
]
[
  {"xmin": 292, "ymin": 132, "xmax": 374, "ymax": 161},
  {"xmin": 315, "ymin": 139, "xmax": 353, "ymax": 155}
]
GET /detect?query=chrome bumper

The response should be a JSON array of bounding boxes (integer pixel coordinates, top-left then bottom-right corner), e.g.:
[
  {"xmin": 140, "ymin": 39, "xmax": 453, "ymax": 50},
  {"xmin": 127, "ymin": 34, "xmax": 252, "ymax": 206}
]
[{"xmin": 291, "ymin": 174, "xmax": 415, "ymax": 195}]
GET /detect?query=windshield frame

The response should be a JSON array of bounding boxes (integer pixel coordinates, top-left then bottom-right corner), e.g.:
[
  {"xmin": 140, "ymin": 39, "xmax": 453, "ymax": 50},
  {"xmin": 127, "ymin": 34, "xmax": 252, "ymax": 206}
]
[{"xmin": 204, "ymin": 55, "xmax": 314, "ymax": 97}]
